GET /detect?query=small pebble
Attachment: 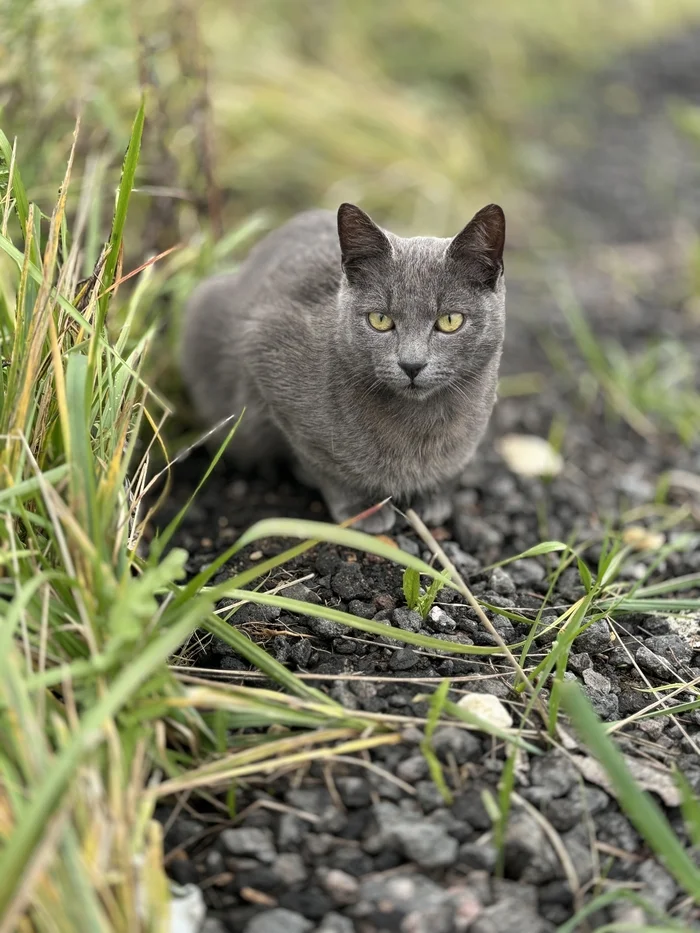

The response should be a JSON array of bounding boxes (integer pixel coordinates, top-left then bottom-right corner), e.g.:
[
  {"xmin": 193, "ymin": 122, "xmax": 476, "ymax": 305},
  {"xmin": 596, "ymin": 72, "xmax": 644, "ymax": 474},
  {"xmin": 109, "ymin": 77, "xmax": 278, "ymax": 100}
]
[
  {"xmin": 568, "ymin": 651, "xmax": 592, "ymax": 673},
  {"xmin": 489, "ymin": 567, "xmax": 517, "ymax": 596},
  {"xmin": 388, "ymin": 819, "xmax": 459, "ymax": 869},
  {"xmin": 316, "ymin": 914, "xmax": 354, "ymax": 933},
  {"xmin": 375, "ymin": 593, "xmax": 397, "ymax": 612},
  {"xmin": 272, "ymin": 853, "xmax": 308, "ymax": 886},
  {"xmin": 332, "ymin": 563, "xmax": 370, "ymax": 601},
  {"xmin": 581, "ymin": 668, "xmax": 611, "ymax": 694},
  {"xmin": 427, "ymin": 606, "xmax": 457, "ymax": 632},
  {"xmin": 389, "ymin": 648, "xmax": 420, "ymax": 670},
  {"xmin": 396, "ymin": 754, "xmax": 430, "ymax": 783},
  {"xmin": 317, "ymin": 868, "xmax": 360, "ymax": 905},
  {"xmin": 243, "ymin": 908, "xmax": 314, "ymax": 933},
  {"xmin": 391, "ymin": 607, "xmax": 423, "ymax": 632},
  {"xmin": 575, "ymin": 620, "xmax": 611, "ymax": 655},
  {"xmin": 432, "ymin": 726, "xmax": 482, "ymax": 764},
  {"xmin": 509, "ymin": 558, "xmax": 546, "ymax": 587},
  {"xmin": 221, "ymin": 827, "xmax": 277, "ymax": 864},
  {"xmin": 457, "ymin": 692, "xmax": 513, "ymax": 730}
]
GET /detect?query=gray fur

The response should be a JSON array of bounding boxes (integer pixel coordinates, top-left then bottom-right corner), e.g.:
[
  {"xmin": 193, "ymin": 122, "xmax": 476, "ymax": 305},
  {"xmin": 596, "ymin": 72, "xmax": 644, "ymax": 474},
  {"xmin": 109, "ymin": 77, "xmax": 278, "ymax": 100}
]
[{"xmin": 180, "ymin": 203, "xmax": 506, "ymax": 532}]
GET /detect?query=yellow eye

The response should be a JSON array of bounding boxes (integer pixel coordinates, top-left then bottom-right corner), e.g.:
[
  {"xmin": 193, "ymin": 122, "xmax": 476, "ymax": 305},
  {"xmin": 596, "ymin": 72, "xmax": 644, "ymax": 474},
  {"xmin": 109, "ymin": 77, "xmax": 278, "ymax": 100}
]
[
  {"xmin": 435, "ymin": 312, "xmax": 464, "ymax": 333},
  {"xmin": 368, "ymin": 312, "xmax": 394, "ymax": 332}
]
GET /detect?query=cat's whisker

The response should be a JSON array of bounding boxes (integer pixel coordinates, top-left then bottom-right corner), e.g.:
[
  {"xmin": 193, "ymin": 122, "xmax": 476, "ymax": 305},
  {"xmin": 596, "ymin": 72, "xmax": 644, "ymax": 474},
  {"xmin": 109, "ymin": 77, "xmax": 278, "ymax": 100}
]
[
  {"xmin": 355, "ymin": 378, "xmax": 384, "ymax": 408},
  {"xmin": 449, "ymin": 380, "xmax": 482, "ymax": 410},
  {"xmin": 329, "ymin": 372, "xmax": 382, "ymax": 402}
]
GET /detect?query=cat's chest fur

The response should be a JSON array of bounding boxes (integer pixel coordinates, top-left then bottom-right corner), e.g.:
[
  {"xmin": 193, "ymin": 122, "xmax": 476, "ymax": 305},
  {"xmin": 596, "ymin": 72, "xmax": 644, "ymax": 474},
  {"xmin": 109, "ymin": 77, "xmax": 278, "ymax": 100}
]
[
  {"xmin": 328, "ymin": 421, "xmax": 470, "ymax": 499},
  {"xmin": 321, "ymin": 378, "xmax": 482, "ymax": 498}
]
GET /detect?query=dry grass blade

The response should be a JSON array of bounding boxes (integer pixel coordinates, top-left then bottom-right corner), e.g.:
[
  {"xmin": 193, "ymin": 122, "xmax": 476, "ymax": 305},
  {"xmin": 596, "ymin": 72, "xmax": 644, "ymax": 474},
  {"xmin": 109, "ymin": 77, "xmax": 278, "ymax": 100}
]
[
  {"xmin": 405, "ymin": 508, "xmax": 549, "ymax": 723},
  {"xmin": 511, "ymin": 791, "xmax": 583, "ymax": 912},
  {"xmin": 5, "ymin": 118, "xmax": 80, "ymax": 467},
  {"xmin": 154, "ymin": 733, "xmax": 402, "ymax": 796}
]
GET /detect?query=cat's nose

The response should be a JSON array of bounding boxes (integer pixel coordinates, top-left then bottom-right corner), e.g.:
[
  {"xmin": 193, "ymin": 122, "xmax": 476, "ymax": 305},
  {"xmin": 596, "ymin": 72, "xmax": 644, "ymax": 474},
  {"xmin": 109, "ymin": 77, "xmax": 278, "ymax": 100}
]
[{"xmin": 399, "ymin": 361, "xmax": 426, "ymax": 381}]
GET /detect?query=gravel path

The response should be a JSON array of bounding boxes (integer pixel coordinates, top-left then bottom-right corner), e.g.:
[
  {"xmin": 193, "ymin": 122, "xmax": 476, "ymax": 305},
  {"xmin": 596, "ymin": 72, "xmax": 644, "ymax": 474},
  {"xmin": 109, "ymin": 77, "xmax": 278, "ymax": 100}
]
[{"xmin": 157, "ymin": 28, "xmax": 700, "ymax": 932}]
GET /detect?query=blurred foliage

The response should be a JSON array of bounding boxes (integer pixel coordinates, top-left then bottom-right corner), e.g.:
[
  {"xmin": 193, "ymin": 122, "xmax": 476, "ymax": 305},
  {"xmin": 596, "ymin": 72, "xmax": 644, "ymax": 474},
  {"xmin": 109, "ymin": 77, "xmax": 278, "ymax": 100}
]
[{"xmin": 1, "ymin": 0, "xmax": 699, "ymax": 251}]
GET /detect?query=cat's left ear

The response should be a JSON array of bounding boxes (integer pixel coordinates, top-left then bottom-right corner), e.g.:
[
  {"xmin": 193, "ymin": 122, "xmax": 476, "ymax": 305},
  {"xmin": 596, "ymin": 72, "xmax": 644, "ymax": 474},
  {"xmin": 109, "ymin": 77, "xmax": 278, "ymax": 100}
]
[
  {"xmin": 446, "ymin": 204, "xmax": 505, "ymax": 288},
  {"xmin": 337, "ymin": 203, "xmax": 391, "ymax": 281}
]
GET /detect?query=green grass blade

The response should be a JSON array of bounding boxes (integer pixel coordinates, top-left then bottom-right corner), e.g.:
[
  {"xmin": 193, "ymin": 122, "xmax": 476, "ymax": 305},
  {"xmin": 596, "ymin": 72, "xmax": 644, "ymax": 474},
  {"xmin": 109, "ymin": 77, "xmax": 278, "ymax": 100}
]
[
  {"xmin": 402, "ymin": 567, "xmax": 420, "ymax": 610},
  {"xmin": 633, "ymin": 573, "xmax": 700, "ymax": 598},
  {"xmin": 421, "ymin": 679, "xmax": 453, "ymax": 804},
  {"xmin": 204, "ymin": 614, "xmax": 331, "ymax": 703},
  {"xmin": 208, "ymin": 586, "xmax": 513, "ymax": 656},
  {"xmin": 233, "ymin": 518, "xmax": 449, "ymax": 579},
  {"xmin": 96, "ymin": 98, "xmax": 145, "ymax": 334},
  {"xmin": 0, "ymin": 466, "xmax": 69, "ymax": 507},
  {"xmin": 559, "ymin": 680, "xmax": 700, "ymax": 899},
  {"xmin": 66, "ymin": 352, "xmax": 98, "ymax": 547},
  {"xmin": 577, "ymin": 556, "xmax": 593, "ymax": 593},
  {"xmin": 557, "ymin": 887, "xmax": 688, "ymax": 932},
  {"xmin": 484, "ymin": 540, "xmax": 568, "ymax": 572},
  {"xmin": 149, "ymin": 416, "xmax": 242, "ymax": 562},
  {"xmin": 495, "ymin": 747, "xmax": 518, "ymax": 875},
  {"xmin": 178, "ymin": 517, "xmax": 463, "ymax": 609},
  {"xmin": 673, "ymin": 768, "xmax": 700, "ymax": 847},
  {"xmin": 0, "ymin": 130, "xmax": 36, "ymax": 264},
  {"xmin": 435, "ymin": 697, "xmax": 541, "ymax": 755}
]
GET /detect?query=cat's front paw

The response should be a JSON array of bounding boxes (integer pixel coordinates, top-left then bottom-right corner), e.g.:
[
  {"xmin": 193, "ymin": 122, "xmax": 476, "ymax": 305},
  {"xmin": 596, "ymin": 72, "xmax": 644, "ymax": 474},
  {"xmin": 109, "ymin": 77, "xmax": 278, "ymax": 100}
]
[
  {"xmin": 413, "ymin": 493, "xmax": 453, "ymax": 528},
  {"xmin": 350, "ymin": 505, "xmax": 396, "ymax": 535},
  {"xmin": 323, "ymin": 486, "xmax": 396, "ymax": 534}
]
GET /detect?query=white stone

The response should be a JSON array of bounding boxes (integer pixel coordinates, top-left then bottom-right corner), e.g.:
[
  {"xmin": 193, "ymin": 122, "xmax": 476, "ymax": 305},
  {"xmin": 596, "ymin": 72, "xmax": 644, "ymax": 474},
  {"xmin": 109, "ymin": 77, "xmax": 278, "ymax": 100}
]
[
  {"xmin": 456, "ymin": 692, "xmax": 513, "ymax": 730},
  {"xmin": 169, "ymin": 883, "xmax": 206, "ymax": 933},
  {"xmin": 496, "ymin": 434, "xmax": 563, "ymax": 478},
  {"xmin": 622, "ymin": 525, "xmax": 665, "ymax": 551}
]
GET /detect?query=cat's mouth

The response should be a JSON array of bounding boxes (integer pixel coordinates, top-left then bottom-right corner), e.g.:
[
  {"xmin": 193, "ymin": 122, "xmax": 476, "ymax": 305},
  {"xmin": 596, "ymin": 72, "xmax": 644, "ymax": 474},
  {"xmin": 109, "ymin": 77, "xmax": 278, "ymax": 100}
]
[
  {"xmin": 379, "ymin": 370, "xmax": 440, "ymax": 400},
  {"xmin": 396, "ymin": 381, "xmax": 435, "ymax": 401}
]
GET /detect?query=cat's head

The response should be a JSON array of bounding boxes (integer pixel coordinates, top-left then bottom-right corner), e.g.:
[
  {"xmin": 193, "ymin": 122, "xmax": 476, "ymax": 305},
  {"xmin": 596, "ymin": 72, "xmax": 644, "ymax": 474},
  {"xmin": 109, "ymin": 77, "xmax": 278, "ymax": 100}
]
[{"xmin": 336, "ymin": 202, "xmax": 506, "ymax": 401}]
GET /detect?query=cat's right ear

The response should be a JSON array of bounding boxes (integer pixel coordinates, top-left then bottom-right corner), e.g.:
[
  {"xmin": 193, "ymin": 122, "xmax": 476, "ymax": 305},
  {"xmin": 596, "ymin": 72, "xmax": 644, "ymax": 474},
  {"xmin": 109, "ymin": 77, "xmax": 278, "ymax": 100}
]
[
  {"xmin": 337, "ymin": 203, "xmax": 391, "ymax": 280},
  {"xmin": 447, "ymin": 204, "xmax": 506, "ymax": 289}
]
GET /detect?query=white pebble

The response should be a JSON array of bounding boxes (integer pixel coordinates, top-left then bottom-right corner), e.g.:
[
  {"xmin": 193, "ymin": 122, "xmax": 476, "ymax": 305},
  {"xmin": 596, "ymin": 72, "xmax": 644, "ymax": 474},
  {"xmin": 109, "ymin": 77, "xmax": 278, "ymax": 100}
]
[
  {"xmin": 496, "ymin": 434, "xmax": 563, "ymax": 478},
  {"xmin": 456, "ymin": 692, "xmax": 513, "ymax": 730}
]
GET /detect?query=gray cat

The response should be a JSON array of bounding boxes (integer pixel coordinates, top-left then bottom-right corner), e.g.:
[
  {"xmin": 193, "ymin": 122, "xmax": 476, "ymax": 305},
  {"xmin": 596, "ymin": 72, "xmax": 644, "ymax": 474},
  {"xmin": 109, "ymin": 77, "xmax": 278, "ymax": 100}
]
[{"xmin": 180, "ymin": 203, "xmax": 506, "ymax": 533}]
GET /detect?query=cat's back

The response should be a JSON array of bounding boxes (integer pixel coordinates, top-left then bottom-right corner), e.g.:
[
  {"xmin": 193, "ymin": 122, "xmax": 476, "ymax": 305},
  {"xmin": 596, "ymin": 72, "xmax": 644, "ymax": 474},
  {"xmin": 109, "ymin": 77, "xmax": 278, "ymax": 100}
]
[
  {"xmin": 180, "ymin": 209, "xmax": 341, "ymax": 424},
  {"xmin": 233, "ymin": 208, "xmax": 341, "ymax": 311},
  {"xmin": 184, "ymin": 208, "xmax": 340, "ymax": 325}
]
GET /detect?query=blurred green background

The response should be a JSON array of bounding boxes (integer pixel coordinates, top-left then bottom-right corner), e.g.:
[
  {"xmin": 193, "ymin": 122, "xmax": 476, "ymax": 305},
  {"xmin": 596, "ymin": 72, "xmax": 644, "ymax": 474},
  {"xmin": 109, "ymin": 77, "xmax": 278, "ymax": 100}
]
[{"xmin": 3, "ymin": 0, "xmax": 699, "ymax": 252}]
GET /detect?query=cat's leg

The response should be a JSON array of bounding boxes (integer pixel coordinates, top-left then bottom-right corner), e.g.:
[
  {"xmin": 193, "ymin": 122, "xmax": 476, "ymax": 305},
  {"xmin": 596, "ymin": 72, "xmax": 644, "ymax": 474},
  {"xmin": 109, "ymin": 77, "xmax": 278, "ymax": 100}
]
[
  {"xmin": 209, "ymin": 391, "xmax": 286, "ymax": 471},
  {"xmin": 291, "ymin": 458, "xmax": 317, "ymax": 489},
  {"xmin": 410, "ymin": 491, "xmax": 454, "ymax": 528},
  {"xmin": 319, "ymin": 480, "xmax": 396, "ymax": 534}
]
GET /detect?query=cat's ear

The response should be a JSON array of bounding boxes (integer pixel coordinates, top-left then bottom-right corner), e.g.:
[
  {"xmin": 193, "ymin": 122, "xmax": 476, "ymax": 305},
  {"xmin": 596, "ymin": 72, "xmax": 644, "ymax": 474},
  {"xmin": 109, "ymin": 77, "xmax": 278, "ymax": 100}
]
[
  {"xmin": 447, "ymin": 204, "xmax": 505, "ymax": 288},
  {"xmin": 337, "ymin": 203, "xmax": 391, "ymax": 279}
]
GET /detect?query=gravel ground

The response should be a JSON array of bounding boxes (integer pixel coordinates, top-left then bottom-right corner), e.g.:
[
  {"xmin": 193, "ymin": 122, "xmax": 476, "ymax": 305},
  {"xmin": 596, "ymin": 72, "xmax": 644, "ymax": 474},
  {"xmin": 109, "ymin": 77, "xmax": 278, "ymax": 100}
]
[{"xmin": 156, "ymin": 29, "xmax": 700, "ymax": 932}]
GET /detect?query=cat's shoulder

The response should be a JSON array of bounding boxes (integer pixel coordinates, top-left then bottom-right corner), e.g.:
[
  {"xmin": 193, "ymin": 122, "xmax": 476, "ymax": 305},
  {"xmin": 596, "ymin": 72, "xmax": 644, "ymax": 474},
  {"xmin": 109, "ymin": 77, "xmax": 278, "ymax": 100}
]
[
  {"xmin": 277, "ymin": 207, "xmax": 338, "ymax": 237},
  {"xmin": 245, "ymin": 209, "xmax": 338, "ymax": 268}
]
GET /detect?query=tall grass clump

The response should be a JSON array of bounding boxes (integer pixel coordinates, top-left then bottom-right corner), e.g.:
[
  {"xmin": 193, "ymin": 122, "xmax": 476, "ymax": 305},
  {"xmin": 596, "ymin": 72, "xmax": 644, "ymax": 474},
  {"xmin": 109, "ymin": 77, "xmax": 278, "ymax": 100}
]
[{"xmin": 0, "ymin": 112, "xmax": 337, "ymax": 926}]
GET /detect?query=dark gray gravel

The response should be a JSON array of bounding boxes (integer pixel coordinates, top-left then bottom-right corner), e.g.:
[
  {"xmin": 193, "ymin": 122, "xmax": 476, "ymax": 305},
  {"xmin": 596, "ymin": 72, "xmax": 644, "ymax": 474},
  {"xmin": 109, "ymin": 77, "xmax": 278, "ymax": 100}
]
[{"xmin": 155, "ymin": 26, "xmax": 700, "ymax": 933}]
